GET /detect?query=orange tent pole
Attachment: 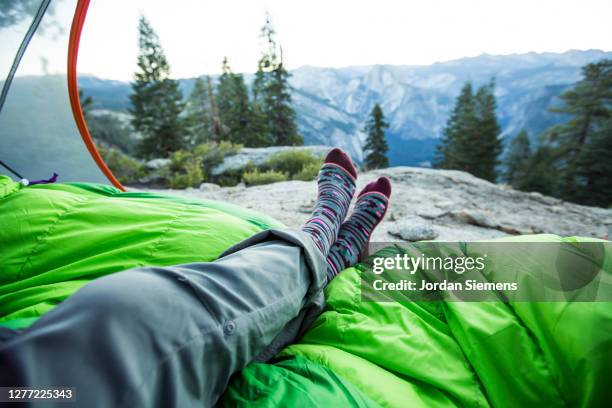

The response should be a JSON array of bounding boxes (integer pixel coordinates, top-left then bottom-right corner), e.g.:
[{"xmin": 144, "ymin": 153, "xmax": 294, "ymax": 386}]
[{"xmin": 67, "ymin": 0, "xmax": 125, "ymax": 191}]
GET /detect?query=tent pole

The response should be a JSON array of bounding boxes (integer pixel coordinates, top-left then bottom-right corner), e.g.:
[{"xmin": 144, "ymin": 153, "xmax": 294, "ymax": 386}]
[
  {"xmin": 67, "ymin": 0, "xmax": 126, "ymax": 191},
  {"xmin": 0, "ymin": 0, "xmax": 52, "ymax": 116},
  {"xmin": 0, "ymin": 160, "xmax": 25, "ymax": 180}
]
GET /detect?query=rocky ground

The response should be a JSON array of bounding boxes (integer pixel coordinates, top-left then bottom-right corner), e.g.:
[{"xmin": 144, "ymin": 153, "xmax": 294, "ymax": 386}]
[{"xmin": 139, "ymin": 167, "xmax": 612, "ymax": 242}]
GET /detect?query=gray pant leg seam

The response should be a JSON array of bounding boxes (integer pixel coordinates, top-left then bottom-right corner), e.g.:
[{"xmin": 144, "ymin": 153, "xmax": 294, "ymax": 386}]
[
  {"xmin": 119, "ymin": 323, "xmax": 218, "ymax": 408},
  {"xmin": 119, "ymin": 284, "xmax": 308, "ymax": 407}
]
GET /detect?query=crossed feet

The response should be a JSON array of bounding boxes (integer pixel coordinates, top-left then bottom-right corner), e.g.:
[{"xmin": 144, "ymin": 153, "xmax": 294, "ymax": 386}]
[{"xmin": 301, "ymin": 148, "xmax": 392, "ymax": 282}]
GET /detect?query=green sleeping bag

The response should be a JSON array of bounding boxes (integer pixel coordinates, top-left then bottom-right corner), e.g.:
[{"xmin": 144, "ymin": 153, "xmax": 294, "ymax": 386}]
[
  {"xmin": 0, "ymin": 175, "xmax": 283, "ymax": 329},
  {"xmin": 253, "ymin": 238, "xmax": 611, "ymax": 408},
  {"xmin": 1, "ymin": 176, "xmax": 610, "ymax": 407}
]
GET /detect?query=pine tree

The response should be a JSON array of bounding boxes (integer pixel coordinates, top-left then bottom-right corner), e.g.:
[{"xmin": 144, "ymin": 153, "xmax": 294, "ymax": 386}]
[
  {"xmin": 185, "ymin": 77, "xmax": 213, "ymax": 147},
  {"xmin": 130, "ymin": 16, "xmax": 186, "ymax": 158},
  {"xmin": 574, "ymin": 119, "xmax": 612, "ymax": 206},
  {"xmin": 474, "ymin": 80, "xmax": 502, "ymax": 181},
  {"xmin": 206, "ymin": 75, "xmax": 224, "ymax": 141},
  {"xmin": 268, "ymin": 54, "xmax": 302, "ymax": 145},
  {"xmin": 252, "ymin": 15, "xmax": 302, "ymax": 146},
  {"xmin": 215, "ymin": 57, "xmax": 253, "ymax": 145},
  {"xmin": 520, "ymin": 142, "xmax": 559, "ymax": 195},
  {"xmin": 250, "ymin": 48, "xmax": 273, "ymax": 147},
  {"xmin": 434, "ymin": 82, "xmax": 479, "ymax": 172},
  {"xmin": 363, "ymin": 103, "xmax": 389, "ymax": 169},
  {"xmin": 79, "ymin": 89, "xmax": 93, "ymax": 119},
  {"xmin": 249, "ymin": 69, "xmax": 273, "ymax": 147},
  {"xmin": 504, "ymin": 130, "xmax": 531, "ymax": 186},
  {"xmin": 548, "ymin": 59, "xmax": 611, "ymax": 204},
  {"xmin": 434, "ymin": 80, "xmax": 501, "ymax": 182}
]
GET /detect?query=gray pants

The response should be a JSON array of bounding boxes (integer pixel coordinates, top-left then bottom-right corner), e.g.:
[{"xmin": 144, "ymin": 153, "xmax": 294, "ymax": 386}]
[{"xmin": 0, "ymin": 229, "xmax": 327, "ymax": 407}]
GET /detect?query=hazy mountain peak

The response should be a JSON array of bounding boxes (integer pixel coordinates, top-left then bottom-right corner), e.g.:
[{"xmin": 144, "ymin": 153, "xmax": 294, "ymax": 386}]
[{"xmin": 76, "ymin": 49, "xmax": 612, "ymax": 166}]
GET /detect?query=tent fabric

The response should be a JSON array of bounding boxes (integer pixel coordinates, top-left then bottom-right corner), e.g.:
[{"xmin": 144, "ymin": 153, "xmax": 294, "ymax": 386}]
[
  {"xmin": 0, "ymin": 0, "xmax": 111, "ymax": 184},
  {"xmin": 1, "ymin": 178, "xmax": 610, "ymax": 407}
]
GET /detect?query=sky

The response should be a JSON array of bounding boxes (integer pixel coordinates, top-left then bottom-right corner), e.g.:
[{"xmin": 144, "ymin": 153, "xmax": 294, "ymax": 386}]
[{"xmin": 2, "ymin": 0, "xmax": 612, "ymax": 80}]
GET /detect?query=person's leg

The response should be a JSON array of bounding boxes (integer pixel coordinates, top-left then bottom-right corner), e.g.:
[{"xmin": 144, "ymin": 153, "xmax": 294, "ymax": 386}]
[
  {"xmin": 0, "ymin": 149, "xmax": 360, "ymax": 407},
  {"xmin": 0, "ymin": 230, "xmax": 325, "ymax": 408},
  {"xmin": 326, "ymin": 177, "xmax": 392, "ymax": 281},
  {"xmin": 301, "ymin": 148, "xmax": 356, "ymax": 255}
]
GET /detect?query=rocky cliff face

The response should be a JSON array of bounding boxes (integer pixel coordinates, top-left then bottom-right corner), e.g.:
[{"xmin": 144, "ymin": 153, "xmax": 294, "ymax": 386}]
[
  {"xmin": 141, "ymin": 167, "xmax": 612, "ymax": 242},
  {"xmin": 288, "ymin": 50, "xmax": 612, "ymax": 165}
]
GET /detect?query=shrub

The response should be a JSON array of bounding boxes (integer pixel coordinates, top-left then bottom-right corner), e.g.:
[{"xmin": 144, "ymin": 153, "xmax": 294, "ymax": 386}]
[
  {"xmin": 99, "ymin": 146, "xmax": 146, "ymax": 185},
  {"xmin": 159, "ymin": 141, "xmax": 242, "ymax": 188},
  {"xmin": 199, "ymin": 141, "xmax": 242, "ymax": 174},
  {"xmin": 216, "ymin": 161, "xmax": 256, "ymax": 187},
  {"xmin": 266, "ymin": 149, "xmax": 323, "ymax": 178},
  {"xmin": 292, "ymin": 160, "xmax": 321, "ymax": 181},
  {"xmin": 242, "ymin": 169, "xmax": 288, "ymax": 186},
  {"xmin": 167, "ymin": 150, "xmax": 203, "ymax": 189}
]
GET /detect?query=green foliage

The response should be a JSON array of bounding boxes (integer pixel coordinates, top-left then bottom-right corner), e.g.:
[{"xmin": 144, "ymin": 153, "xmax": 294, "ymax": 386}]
[
  {"xmin": 242, "ymin": 169, "xmax": 288, "ymax": 186},
  {"xmin": 545, "ymin": 59, "xmax": 612, "ymax": 206},
  {"xmin": 504, "ymin": 132, "xmax": 559, "ymax": 195},
  {"xmin": 251, "ymin": 16, "xmax": 303, "ymax": 146},
  {"xmin": 263, "ymin": 65, "xmax": 302, "ymax": 146},
  {"xmin": 434, "ymin": 80, "xmax": 501, "ymax": 182},
  {"xmin": 79, "ymin": 89, "xmax": 93, "ymax": 117},
  {"xmin": 215, "ymin": 148, "xmax": 322, "ymax": 186},
  {"xmin": 517, "ymin": 144, "xmax": 559, "ymax": 195},
  {"xmin": 162, "ymin": 141, "xmax": 242, "ymax": 188},
  {"xmin": 81, "ymin": 88, "xmax": 138, "ymax": 155},
  {"xmin": 500, "ymin": 59, "xmax": 611, "ymax": 207},
  {"xmin": 434, "ymin": 82, "xmax": 477, "ymax": 170},
  {"xmin": 125, "ymin": 14, "xmax": 301, "ymax": 166},
  {"xmin": 266, "ymin": 149, "xmax": 323, "ymax": 177},
  {"xmin": 201, "ymin": 140, "xmax": 242, "ymax": 171},
  {"xmin": 180, "ymin": 16, "xmax": 307, "ymax": 151},
  {"xmin": 130, "ymin": 16, "xmax": 187, "ymax": 159},
  {"xmin": 185, "ymin": 77, "xmax": 214, "ymax": 147},
  {"xmin": 474, "ymin": 81, "xmax": 503, "ymax": 181},
  {"xmin": 363, "ymin": 104, "xmax": 389, "ymax": 169},
  {"xmin": 215, "ymin": 162, "xmax": 255, "ymax": 187},
  {"xmin": 292, "ymin": 161, "xmax": 322, "ymax": 181},
  {"xmin": 504, "ymin": 130, "xmax": 531, "ymax": 186},
  {"xmin": 250, "ymin": 69, "xmax": 274, "ymax": 147},
  {"xmin": 216, "ymin": 58, "xmax": 257, "ymax": 145},
  {"xmin": 166, "ymin": 150, "xmax": 204, "ymax": 189},
  {"xmin": 573, "ymin": 120, "xmax": 612, "ymax": 206},
  {"xmin": 98, "ymin": 146, "xmax": 146, "ymax": 185}
]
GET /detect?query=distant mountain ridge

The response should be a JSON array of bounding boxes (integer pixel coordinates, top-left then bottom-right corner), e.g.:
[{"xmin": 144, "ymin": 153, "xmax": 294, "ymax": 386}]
[{"xmin": 78, "ymin": 49, "xmax": 612, "ymax": 165}]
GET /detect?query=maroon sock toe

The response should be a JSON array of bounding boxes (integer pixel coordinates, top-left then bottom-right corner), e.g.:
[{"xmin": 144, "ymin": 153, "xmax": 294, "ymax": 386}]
[
  {"xmin": 358, "ymin": 180, "xmax": 378, "ymax": 197},
  {"xmin": 324, "ymin": 148, "xmax": 357, "ymax": 179},
  {"xmin": 359, "ymin": 176, "xmax": 392, "ymax": 199}
]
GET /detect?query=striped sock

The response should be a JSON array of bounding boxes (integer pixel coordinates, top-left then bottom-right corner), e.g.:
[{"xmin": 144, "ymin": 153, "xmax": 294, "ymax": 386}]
[
  {"xmin": 302, "ymin": 163, "xmax": 356, "ymax": 256},
  {"xmin": 326, "ymin": 177, "xmax": 391, "ymax": 281}
]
